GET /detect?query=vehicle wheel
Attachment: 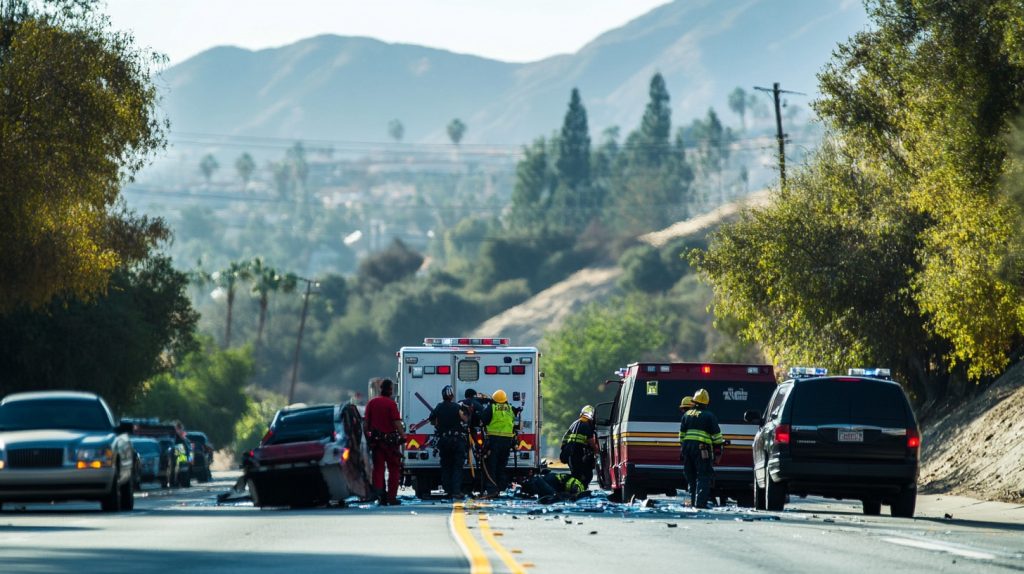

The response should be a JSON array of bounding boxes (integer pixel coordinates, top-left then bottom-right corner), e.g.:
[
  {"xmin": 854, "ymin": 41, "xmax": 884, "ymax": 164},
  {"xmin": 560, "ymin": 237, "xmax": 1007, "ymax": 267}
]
[
  {"xmin": 862, "ymin": 499, "xmax": 881, "ymax": 516},
  {"xmin": 205, "ymin": 468, "xmax": 213, "ymax": 482},
  {"xmin": 621, "ymin": 476, "xmax": 645, "ymax": 502},
  {"xmin": 119, "ymin": 478, "xmax": 135, "ymax": 511},
  {"xmin": 765, "ymin": 474, "xmax": 786, "ymax": 511},
  {"xmin": 890, "ymin": 487, "xmax": 916, "ymax": 518},
  {"xmin": 100, "ymin": 475, "xmax": 122, "ymax": 512},
  {"xmin": 753, "ymin": 474, "xmax": 767, "ymax": 510},
  {"xmin": 159, "ymin": 477, "xmax": 169, "ymax": 489}
]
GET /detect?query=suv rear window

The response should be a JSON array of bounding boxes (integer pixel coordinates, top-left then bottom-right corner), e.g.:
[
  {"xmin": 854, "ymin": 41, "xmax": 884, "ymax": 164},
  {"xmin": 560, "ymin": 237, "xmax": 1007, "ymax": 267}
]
[
  {"xmin": 628, "ymin": 379, "xmax": 776, "ymax": 423},
  {"xmin": 789, "ymin": 379, "xmax": 908, "ymax": 427}
]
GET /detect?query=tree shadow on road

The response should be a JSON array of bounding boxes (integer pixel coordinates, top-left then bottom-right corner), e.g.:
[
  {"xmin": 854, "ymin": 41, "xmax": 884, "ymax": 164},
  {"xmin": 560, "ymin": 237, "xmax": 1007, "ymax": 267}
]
[{"xmin": 0, "ymin": 547, "xmax": 466, "ymax": 573}]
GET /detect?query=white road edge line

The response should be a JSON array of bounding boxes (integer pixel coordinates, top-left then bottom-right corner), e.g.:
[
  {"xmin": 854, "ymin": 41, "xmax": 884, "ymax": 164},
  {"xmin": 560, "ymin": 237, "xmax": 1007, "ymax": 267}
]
[{"xmin": 882, "ymin": 536, "xmax": 996, "ymax": 560}]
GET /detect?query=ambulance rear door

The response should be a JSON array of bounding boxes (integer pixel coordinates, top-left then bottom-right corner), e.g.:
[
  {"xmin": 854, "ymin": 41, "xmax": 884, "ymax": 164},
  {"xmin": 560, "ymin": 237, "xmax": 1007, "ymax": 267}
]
[{"xmin": 398, "ymin": 347, "xmax": 455, "ymax": 469}]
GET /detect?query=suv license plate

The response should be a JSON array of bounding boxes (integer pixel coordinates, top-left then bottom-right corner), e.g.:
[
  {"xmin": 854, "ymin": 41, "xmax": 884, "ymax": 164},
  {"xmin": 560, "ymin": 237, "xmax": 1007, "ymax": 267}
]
[{"xmin": 838, "ymin": 430, "xmax": 864, "ymax": 443}]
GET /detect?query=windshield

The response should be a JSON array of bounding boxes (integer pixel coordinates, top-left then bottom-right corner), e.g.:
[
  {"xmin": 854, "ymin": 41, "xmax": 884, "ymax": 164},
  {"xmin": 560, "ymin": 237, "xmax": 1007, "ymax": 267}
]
[
  {"xmin": 0, "ymin": 398, "xmax": 113, "ymax": 431},
  {"xmin": 629, "ymin": 379, "xmax": 776, "ymax": 423}
]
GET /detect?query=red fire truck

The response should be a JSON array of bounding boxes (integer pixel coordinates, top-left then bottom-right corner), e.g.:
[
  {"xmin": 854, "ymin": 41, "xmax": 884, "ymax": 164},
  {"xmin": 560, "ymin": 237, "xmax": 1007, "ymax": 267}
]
[
  {"xmin": 396, "ymin": 337, "xmax": 541, "ymax": 498},
  {"xmin": 595, "ymin": 362, "xmax": 776, "ymax": 504}
]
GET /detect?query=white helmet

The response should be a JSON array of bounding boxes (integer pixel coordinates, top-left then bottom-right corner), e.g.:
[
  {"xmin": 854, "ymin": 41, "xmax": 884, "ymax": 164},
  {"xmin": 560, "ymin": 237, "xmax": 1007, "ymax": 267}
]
[{"xmin": 580, "ymin": 405, "xmax": 595, "ymax": 419}]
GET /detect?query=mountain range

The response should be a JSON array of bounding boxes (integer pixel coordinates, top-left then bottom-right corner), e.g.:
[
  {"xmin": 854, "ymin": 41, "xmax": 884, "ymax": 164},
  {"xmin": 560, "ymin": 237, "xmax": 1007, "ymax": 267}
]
[{"xmin": 159, "ymin": 0, "xmax": 868, "ymax": 145}]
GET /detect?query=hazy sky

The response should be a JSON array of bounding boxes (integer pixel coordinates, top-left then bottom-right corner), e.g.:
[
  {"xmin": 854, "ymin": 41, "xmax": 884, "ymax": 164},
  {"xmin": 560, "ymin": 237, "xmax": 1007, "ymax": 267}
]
[{"xmin": 104, "ymin": 0, "xmax": 672, "ymax": 65}]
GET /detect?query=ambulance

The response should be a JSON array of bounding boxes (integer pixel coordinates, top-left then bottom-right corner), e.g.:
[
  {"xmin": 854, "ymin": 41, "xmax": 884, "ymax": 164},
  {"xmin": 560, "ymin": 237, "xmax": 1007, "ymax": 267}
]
[
  {"xmin": 595, "ymin": 362, "xmax": 776, "ymax": 504},
  {"xmin": 396, "ymin": 337, "xmax": 541, "ymax": 497}
]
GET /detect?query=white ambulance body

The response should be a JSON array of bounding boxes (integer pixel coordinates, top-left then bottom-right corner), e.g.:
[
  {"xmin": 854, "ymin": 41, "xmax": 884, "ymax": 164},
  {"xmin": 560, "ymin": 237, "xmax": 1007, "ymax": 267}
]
[{"xmin": 396, "ymin": 337, "xmax": 541, "ymax": 496}]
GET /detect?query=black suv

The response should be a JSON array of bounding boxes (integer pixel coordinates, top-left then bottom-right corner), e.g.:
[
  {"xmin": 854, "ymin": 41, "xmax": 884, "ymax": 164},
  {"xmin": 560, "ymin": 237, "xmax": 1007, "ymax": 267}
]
[{"xmin": 747, "ymin": 368, "xmax": 920, "ymax": 517}]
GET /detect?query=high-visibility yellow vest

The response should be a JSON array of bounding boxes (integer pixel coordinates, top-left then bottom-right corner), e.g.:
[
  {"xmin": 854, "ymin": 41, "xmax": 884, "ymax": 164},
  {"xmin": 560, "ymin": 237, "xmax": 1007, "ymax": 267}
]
[{"xmin": 487, "ymin": 403, "xmax": 514, "ymax": 438}]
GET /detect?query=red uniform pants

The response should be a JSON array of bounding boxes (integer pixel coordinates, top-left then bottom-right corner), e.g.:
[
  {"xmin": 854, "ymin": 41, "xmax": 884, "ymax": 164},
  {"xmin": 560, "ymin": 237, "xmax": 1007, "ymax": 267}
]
[{"xmin": 372, "ymin": 445, "xmax": 402, "ymax": 503}]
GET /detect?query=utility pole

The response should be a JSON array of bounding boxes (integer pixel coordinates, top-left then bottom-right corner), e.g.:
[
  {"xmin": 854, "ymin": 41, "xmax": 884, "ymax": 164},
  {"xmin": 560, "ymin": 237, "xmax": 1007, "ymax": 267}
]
[
  {"xmin": 288, "ymin": 277, "xmax": 318, "ymax": 404},
  {"xmin": 754, "ymin": 82, "xmax": 805, "ymax": 188}
]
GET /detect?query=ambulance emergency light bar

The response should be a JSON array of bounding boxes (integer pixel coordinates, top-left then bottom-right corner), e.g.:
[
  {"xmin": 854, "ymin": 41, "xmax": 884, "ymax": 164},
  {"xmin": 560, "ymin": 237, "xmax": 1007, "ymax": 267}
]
[
  {"xmin": 788, "ymin": 366, "xmax": 828, "ymax": 378},
  {"xmin": 423, "ymin": 337, "xmax": 510, "ymax": 346},
  {"xmin": 847, "ymin": 368, "xmax": 892, "ymax": 379}
]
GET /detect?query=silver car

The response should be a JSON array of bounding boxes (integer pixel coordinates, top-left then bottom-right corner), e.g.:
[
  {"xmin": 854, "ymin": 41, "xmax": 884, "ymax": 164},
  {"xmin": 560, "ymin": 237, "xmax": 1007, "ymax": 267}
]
[{"xmin": 0, "ymin": 391, "xmax": 136, "ymax": 512}]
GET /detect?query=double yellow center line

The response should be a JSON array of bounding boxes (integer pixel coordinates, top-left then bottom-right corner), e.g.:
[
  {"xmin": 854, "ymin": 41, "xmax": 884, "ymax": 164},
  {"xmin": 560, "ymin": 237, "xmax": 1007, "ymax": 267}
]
[{"xmin": 450, "ymin": 502, "xmax": 527, "ymax": 574}]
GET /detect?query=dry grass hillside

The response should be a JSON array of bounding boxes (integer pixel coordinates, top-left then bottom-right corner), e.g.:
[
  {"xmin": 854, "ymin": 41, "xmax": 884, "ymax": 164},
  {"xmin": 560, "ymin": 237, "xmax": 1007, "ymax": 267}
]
[
  {"xmin": 920, "ymin": 363, "xmax": 1024, "ymax": 503},
  {"xmin": 472, "ymin": 190, "xmax": 770, "ymax": 347}
]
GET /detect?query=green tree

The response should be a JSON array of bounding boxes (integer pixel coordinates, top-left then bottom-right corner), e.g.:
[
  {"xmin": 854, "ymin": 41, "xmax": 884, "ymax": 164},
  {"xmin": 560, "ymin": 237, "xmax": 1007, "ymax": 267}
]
[
  {"xmin": 727, "ymin": 87, "xmax": 748, "ymax": 130},
  {"xmin": 541, "ymin": 295, "xmax": 669, "ymax": 443},
  {"xmin": 556, "ymin": 88, "xmax": 591, "ymax": 192},
  {"xmin": 235, "ymin": 152, "xmax": 256, "ymax": 189},
  {"xmin": 388, "ymin": 119, "xmax": 405, "ymax": 142},
  {"xmin": 212, "ymin": 260, "xmax": 252, "ymax": 348},
  {"xmin": 508, "ymin": 138, "xmax": 556, "ymax": 232},
  {"xmin": 0, "ymin": 0, "xmax": 168, "ymax": 312},
  {"xmin": 635, "ymin": 72, "xmax": 672, "ymax": 167},
  {"xmin": 199, "ymin": 153, "xmax": 219, "ymax": 183},
  {"xmin": 447, "ymin": 118, "xmax": 466, "ymax": 146},
  {"xmin": 133, "ymin": 337, "xmax": 254, "ymax": 446},
  {"xmin": 248, "ymin": 257, "xmax": 297, "ymax": 345},
  {"xmin": 357, "ymin": 238, "xmax": 424, "ymax": 290},
  {"xmin": 0, "ymin": 254, "xmax": 198, "ymax": 411}
]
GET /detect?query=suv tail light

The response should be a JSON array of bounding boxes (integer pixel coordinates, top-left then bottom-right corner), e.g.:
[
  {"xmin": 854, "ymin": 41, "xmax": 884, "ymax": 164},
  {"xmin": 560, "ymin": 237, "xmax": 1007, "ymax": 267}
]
[
  {"xmin": 907, "ymin": 428, "xmax": 920, "ymax": 449},
  {"xmin": 774, "ymin": 424, "xmax": 791, "ymax": 445}
]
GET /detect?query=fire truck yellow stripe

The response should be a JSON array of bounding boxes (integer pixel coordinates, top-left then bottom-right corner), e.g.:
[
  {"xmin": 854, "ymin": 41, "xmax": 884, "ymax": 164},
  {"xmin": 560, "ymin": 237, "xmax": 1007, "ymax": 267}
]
[{"xmin": 450, "ymin": 502, "xmax": 492, "ymax": 574}]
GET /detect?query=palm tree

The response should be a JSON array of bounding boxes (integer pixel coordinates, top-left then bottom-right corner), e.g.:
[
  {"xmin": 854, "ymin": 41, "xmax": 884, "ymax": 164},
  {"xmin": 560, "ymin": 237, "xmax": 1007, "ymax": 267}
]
[
  {"xmin": 249, "ymin": 257, "xmax": 297, "ymax": 345},
  {"xmin": 212, "ymin": 260, "xmax": 252, "ymax": 348}
]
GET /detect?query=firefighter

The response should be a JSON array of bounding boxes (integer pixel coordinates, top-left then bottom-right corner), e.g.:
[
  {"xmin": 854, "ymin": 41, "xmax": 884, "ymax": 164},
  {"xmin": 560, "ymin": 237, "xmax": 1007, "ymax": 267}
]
[
  {"xmin": 429, "ymin": 385, "xmax": 468, "ymax": 499},
  {"xmin": 521, "ymin": 471, "xmax": 587, "ymax": 503},
  {"xmin": 483, "ymin": 389, "xmax": 515, "ymax": 496},
  {"xmin": 365, "ymin": 377, "xmax": 406, "ymax": 505},
  {"xmin": 677, "ymin": 396, "xmax": 696, "ymax": 501},
  {"xmin": 679, "ymin": 388, "xmax": 723, "ymax": 509},
  {"xmin": 561, "ymin": 405, "xmax": 599, "ymax": 487}
]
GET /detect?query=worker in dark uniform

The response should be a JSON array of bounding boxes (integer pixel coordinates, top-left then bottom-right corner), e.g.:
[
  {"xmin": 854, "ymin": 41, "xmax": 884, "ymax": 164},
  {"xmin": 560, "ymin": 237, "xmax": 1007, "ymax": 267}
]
[
  {"xmin": 460, "ymin": 388, "xmax": 485, "ymax": 432},
  {"xmin": 561, "ymin": 405, "xmax": 599, "ymax": 486},
  {"xmin": 677, "ymin": 395, "xmax": 696, "ymax": 502},
  {"xmin": 679, "ymin": 389, "xmax": 723, "ymax": 509},
  {"xmin": 483, "ymin": 389, "xmax": 515, "ymax": 496},
  {"xmin": 365, "ymin": 377, "xmax": 405, "ymax": 506},
  {"xmin": 521, "ymin": 471, "xmax": 587, "ymax": 503},
  {"xmin": 429, "ymin": 385, "xmax": 468, "ymax": 499}
]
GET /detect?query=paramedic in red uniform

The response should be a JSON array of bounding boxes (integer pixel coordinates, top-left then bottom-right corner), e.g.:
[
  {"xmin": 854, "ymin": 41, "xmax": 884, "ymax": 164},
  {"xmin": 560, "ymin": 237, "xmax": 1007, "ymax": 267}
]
[{"xmin": 365, "ymin": 377, "xmax": 405, "ymax": 505}]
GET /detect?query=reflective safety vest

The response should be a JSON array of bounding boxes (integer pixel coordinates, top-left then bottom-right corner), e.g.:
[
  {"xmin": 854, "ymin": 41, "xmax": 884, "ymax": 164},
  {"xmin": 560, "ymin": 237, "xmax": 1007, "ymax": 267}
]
[
  {"xmin": 563, "ymin": 418, "xmax": 593, "ymax": 445},
  {"xmin": 487, "ymin": 403, "xmax": 515, "ymax": 438},
  {"xmin": 555, "ymin": 473, "xmax": 586, "ymax": 495},
  {"xmin": 175, "ymin": 444, "xmax": 188, "ymax": 464},
  {"xmin": 679, "ymin": 408, "xmax": 724, "ymax": 446}
]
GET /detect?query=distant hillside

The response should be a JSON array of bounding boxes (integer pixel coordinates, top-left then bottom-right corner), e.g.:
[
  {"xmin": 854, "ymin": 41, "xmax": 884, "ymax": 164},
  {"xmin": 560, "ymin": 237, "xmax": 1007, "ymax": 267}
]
[
  {"xmin": 472, "ymin": 190, "xmax": 770, "ymax": 347},
  {"xmin": 160, "ymin": 0, "xmax": 866, "ymax": 144}
]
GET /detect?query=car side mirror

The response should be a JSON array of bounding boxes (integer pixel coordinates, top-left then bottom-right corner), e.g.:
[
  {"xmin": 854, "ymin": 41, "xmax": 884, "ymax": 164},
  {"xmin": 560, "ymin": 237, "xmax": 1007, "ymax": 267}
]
[{"xmin": 743, "ymin": 410, "xmax": 763, "ymax": 426}]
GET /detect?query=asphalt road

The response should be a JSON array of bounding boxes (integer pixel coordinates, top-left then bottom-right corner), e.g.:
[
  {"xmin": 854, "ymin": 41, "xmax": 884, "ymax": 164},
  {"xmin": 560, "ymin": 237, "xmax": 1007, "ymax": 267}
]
[{"xmin": 1, "ymin": 472, "xmax": 1022, "ymax": 573}]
